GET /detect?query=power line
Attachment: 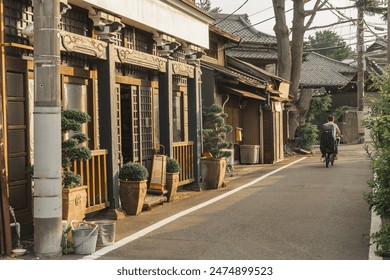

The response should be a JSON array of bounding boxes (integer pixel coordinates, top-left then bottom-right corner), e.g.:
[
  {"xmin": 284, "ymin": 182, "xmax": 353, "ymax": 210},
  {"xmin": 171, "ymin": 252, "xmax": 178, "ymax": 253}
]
[
  {"xmin": 212, "ymin": 0, "xmax": 250, "ymax": 26},
  {"xmin": 248, "ymin": 6, "xmax": 273, "ymax": 17},
  {"xmin": 231, "ymin": 8, "xmax": 294, "ymax": 35}
]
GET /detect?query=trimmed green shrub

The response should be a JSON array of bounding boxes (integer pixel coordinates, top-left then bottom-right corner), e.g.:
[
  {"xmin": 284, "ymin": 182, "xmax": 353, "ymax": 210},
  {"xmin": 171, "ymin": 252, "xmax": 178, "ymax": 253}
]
[
  {"xmin": 202, "ymin": 104, "xmax": 233, "ymax": 158},
  {"xmin": 119, "ymin": 162, "xmax": 149, "ymax": 181},
  {"xmin": 166, "ymin": 158, "xmax": 180, "ymax": 173}
]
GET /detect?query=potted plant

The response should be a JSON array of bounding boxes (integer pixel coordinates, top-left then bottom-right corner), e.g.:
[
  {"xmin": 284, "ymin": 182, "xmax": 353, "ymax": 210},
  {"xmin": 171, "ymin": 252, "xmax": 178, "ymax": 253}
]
[
  {"xmin": 61, "ymin": 109, "xmax": 91, "ymax": 226},
  {"xmin": 201, "ymin": 104, "xmax": 233, "ymax": 189},
  {"xmin": 119, "ymin": 162, "xmax": 149, "ymax": 215},
  {"xmin": 165, "ymin": 157, "xmax": 180, "ymax": 202}
]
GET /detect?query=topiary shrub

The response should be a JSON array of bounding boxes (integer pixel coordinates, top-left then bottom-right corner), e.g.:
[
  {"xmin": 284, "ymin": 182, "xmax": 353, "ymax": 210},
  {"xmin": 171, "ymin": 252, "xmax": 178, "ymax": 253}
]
[
  {"xmin": 119, "ymin": 162, "xmax": 149, "ymax": 181},
  {"xmin": 202, "ymin": 104, "xmax": 233, "ymax": 158},
  {"xmin": 61, "ymin": 109, "xmax": 91, "ymax": 188},
  {"xmin": 166, "ymin": 158, "xmax": 180, "ymax": 173}
]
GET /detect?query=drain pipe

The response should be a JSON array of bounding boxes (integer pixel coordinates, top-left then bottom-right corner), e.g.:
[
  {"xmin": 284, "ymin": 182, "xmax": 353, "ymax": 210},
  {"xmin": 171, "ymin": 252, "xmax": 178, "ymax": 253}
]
[
  {"xmin": 222, "ymin": 94, "xmax": 230, "ymax": 111},
  {"xmin": 9, "ymin": 206, "xmax": 20, "ymax": 247}
]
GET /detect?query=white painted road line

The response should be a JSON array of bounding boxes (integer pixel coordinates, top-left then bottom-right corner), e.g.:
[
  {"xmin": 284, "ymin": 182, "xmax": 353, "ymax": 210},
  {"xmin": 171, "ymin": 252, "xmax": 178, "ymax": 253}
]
[{"xmin": 83, "ymin": 157, "xmax": 308, "ymax": 260}]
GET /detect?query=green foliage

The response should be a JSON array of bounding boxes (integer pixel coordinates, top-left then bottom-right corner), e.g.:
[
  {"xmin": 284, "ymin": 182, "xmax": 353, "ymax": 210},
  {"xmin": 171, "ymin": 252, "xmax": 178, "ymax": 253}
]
[
  {"xmin": 363, "ymin": 67, "xmax": 390, "ymax": 257},
  {"xmin": 195, "ymin": 0, "xmax": 222, "ymax": 13},
  {"xmin": 61, "ymin": 226, "xmax": 74, "ymax": 255},
  {"xmin": 166, "ymin": 158, "xmax": 180, "ymax": 173},
  {"xmin": 353, "ymin": 0, "xmax": 386, "ymax": 18},
  {"xmin": 295, "ymin": 122, "xmax": 319, "ymax": 149},
  {"xmin": 334, "ymin": 105, "xmax": 352, "ymax": 122},
  {"xmin": 307, "ymin": 30, "xmax": 353, "ymax": 61},
  {"xmin": 119, "ymin": 162, "xmax": 149, "ymax": 181},
  {"xmin": 369, "ymin": 223, "xmax": 390, "ymax": 257},
  {"xmin": 62, "ymin": 109, "xmax": 91, "ymax": 188},
  {"xmin": 202, "ymin": 104, "xmax": 233, "ymax": 158},
  {"xmin": 306, "ymin": 94, "xmax": 332, "ymax": 122}
]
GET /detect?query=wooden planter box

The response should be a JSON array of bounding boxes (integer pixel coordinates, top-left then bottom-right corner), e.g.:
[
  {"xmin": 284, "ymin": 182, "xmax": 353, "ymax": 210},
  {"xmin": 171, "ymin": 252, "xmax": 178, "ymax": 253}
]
[{"xmin": 62, "ymin": 185, "xmax": 88, "ymax": 227}]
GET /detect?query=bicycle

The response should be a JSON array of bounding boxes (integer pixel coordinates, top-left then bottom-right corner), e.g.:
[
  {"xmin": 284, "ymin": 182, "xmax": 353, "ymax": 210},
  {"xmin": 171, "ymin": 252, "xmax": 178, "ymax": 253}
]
[
  {"xmin": 323, "ymin": 148, "xmax": 335, "ymax": 168},
  {"xmin": 321, "ymin": 137, "xmax": 340, "ymax": 168}
]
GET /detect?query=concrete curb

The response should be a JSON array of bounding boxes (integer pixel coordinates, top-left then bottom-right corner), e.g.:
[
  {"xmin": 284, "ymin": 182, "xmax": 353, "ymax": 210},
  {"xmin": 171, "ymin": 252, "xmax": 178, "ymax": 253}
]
[{"xmin": 368, "ymin": 208, "xmax": 383, "ymax": 260}]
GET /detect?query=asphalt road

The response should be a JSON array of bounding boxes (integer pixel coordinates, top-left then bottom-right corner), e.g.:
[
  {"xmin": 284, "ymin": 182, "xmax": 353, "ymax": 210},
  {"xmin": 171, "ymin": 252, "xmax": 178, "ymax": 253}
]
[{"xmin": 94, "ymin": 144, "xmax": 372, "ymax": 260}]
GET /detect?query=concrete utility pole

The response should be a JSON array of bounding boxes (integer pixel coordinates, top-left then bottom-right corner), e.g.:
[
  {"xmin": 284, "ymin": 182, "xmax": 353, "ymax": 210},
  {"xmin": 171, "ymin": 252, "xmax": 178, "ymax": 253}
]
[
  {"xmin": 33, "ymin": 0, "xmax": 62, "ymax": 257},
  {"xmin": 356, "ymin": 6, "xmax": 365, "ymax": 112}
]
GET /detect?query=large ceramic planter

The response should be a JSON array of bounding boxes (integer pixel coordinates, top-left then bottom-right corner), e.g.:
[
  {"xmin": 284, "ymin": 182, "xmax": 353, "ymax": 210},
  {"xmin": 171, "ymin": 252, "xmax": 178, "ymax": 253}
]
[
  {"xmin": 119, "ymin": 180, "xmax": 147, "ymax": 215},
  {"xmin": 166, "ymin": 172, "xmax": 179, "ymax": 202},
  {"xmin": 62, "ymin": 185, "xmax": 88, "ymax": 227},
  {"xmin": 200, "ymin": 157, "xmax": 226, "ymax": 189}
]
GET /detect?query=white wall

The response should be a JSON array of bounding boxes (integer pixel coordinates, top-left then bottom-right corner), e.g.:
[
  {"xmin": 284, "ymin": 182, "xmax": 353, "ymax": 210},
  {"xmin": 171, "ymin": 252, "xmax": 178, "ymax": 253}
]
[{"xmin": 73, "ymin": 0, "xmax": 210, "ymax": 48}]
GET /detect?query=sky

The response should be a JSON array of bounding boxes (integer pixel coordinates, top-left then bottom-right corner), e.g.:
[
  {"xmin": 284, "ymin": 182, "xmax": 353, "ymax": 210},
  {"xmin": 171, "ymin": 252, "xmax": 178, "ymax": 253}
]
[{"xmin": 208, "ymin": 0, "xmax": 387, "ymax": 48}]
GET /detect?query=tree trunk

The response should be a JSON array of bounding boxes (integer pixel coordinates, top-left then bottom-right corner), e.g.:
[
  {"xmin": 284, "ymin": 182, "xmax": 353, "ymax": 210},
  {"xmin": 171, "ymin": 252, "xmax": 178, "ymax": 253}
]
[
  {"xmin": 272, "ymin": 0, "xmax": 324, "ymax": 139},
  {"xmin": 290, "ymin": 0, "xmax": 305, "ymax": 99},
  {"xmin": 288, "ymin": 89, "xmax": 315, "ymax": 137},
  {"xmin": 272, "ymin": 0, "xmax": 291, "ymax": 80}
]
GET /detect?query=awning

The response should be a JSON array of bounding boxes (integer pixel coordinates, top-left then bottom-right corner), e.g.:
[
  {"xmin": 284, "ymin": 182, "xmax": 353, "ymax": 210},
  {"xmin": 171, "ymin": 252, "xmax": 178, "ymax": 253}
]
[
  {"xmin": 201, "ymin": 61, "xmax": 266, "ymax": 89},
  {"xmin": 222, "ymin": 86, "xmax": 266, "ymax": 101}
]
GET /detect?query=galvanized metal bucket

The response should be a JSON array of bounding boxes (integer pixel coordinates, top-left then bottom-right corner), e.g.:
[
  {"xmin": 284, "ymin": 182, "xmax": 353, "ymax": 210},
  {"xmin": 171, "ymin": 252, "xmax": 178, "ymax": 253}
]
[
  {"xmin": 71, "ymin": 220, "xmax": 98, "ymax": 254},
  {"xmin": 92, "ymin": 220, "xmax": 116, "ymax": 246}
]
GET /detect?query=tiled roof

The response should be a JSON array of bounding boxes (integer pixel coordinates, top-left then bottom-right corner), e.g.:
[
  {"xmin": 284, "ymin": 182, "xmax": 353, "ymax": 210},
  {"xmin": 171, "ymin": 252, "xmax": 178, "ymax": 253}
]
[
  {"xmin": 226, "ymin": 47, "xmax": 278, "ymax": 60},
  {"xmin": 366, "ymin": 37, "xmax": 387, "ymax": 76},
  {"xmin": 300, "ymin": 52, "xmax": 356, "ymax": 88},
  {"xmin": 210, "ymin": 13, "xmax": 277, "ymax": 45}
]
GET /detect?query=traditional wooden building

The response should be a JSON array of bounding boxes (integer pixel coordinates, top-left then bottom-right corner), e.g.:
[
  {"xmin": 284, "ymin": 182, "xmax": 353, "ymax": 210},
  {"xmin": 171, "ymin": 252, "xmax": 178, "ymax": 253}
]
[
  {"xmin": 365, "ymin": 36, "xmax": 387, "ymax": 76},
  {"xmin": 0, "ymin": 0, "xmax": 211, "ymax": 255},
  {"xmin": 201, "ymin": 13, "xmax": 289, "ymax": 165},
  {"xmin": 200, "ymin": 24, "xmax": 289, "ymax": 165}
]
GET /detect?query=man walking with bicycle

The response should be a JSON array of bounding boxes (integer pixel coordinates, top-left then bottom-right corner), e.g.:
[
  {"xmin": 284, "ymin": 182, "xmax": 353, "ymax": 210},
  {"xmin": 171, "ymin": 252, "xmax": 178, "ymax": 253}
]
[{"xmin": 321, "ymin": 115, "xmax": 341, "ymax": 159}]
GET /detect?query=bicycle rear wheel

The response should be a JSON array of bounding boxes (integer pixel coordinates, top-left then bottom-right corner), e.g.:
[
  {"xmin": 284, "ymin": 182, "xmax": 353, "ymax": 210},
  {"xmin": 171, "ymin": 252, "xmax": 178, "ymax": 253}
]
[{"xmin": 325, "ymin": 154, "xmax": 330, "ymax": 167}]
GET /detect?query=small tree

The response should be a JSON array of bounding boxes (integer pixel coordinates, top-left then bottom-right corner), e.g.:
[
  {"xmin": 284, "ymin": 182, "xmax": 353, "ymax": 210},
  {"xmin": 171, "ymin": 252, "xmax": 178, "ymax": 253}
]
[
  {"xmin": 307, "ymin": 30, "xmax": 353, "ymax": 61},
  {"xmin": 202, "ymin": 104, "xmax": 233, "ymax": 158},
  {"xmin": 61, "ymin": 109, "xmax": 91, "ymax": 188}
]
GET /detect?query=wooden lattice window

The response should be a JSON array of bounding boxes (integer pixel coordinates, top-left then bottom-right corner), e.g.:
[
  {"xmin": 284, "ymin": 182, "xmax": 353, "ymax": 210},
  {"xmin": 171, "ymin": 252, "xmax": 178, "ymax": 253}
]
[
  {"xmin": 173, "ymin": 75, "xmax": 187, "ymax": 87},
  {"xmin": 120, "ymin": 86, "xmax": 154, "ymax": 163},
  {"xmin": 172, "ymin": 49, "xmax": 186, "ymax": 63},
  {"xmin": 120, "ymin": 26, "xmax": 154, "ymax": 54},
  {"xmin": 140, "ymin": 88, "xmax": 154, "ymax": 159},
  {"xmin": 4, "ymin": 0, "xmax": 33, "ymax": 56},
  {"xmin": 60, "ymin": 5, "xmax": 90, "ymax": 36},
  {"xmin": 131, "ymin": 86, "xmax": 140, "ymax": 162},
  {"xmin": 123, "ymin": 64, "xmax": 149, "ymax": 80}
]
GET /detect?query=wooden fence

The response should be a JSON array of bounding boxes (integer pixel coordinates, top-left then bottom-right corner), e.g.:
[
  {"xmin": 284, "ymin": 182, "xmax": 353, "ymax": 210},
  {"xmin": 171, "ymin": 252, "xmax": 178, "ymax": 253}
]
[
  {"xmin": 72, "ymin": 149, "xmax": 109, "ymax": 213},
  {"xmin": 172, "ymin": 141, "xmax": 194, "ymax": 186}
]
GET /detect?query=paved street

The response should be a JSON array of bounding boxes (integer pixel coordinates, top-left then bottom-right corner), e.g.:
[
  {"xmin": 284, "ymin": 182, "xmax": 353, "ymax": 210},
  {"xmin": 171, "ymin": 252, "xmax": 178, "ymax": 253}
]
[{"xmin": 90, "ymin": 144, "xmax": 372, "ymax": 260}]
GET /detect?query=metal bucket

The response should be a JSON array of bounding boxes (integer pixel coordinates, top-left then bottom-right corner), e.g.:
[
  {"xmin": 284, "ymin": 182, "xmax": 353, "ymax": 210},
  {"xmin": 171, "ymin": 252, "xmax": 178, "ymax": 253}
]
[
  {"xmin": 92, "ymin": 220, "xmax": 116, "ymax": 246},
  {"xmin": 71, "ymin": 221, "xmax": 98, "ymax": 255}
]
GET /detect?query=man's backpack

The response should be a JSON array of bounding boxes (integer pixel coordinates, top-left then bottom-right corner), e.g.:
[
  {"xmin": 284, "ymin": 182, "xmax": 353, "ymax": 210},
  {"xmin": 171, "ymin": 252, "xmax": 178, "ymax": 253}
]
[{"xmin": 320, "ymin": 130, "xmax": 335, "ymax": 154}]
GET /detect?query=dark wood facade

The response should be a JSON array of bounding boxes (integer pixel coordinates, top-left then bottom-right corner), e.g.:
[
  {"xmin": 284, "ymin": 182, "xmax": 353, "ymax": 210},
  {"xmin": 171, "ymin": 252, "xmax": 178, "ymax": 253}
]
[{"xmin": 0, "ymin": 0, "xmax": 207, "ymax": 254}]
